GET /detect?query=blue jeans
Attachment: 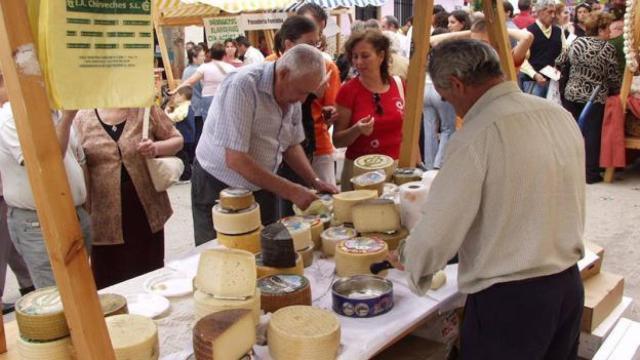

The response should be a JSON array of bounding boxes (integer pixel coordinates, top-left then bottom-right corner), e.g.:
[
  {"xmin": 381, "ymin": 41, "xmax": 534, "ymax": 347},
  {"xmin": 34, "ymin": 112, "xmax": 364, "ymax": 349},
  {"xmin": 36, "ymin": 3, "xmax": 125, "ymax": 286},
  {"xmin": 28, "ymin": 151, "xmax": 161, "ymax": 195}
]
[
  {"xmin": 423, "ymin": 82, "xmax": 456, "ymax": 169},
  {"xmin": 6, "ymin": 206, "xmax": 92, "ymax": 288}
]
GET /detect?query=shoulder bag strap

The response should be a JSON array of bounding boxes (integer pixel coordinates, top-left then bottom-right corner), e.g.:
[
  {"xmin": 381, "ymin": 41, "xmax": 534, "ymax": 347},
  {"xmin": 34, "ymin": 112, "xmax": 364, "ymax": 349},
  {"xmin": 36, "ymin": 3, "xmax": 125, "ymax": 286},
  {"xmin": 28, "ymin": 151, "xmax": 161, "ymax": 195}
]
[{"xmin": 392, "ymin": 75, "xmax": 405, "ymax": 102}]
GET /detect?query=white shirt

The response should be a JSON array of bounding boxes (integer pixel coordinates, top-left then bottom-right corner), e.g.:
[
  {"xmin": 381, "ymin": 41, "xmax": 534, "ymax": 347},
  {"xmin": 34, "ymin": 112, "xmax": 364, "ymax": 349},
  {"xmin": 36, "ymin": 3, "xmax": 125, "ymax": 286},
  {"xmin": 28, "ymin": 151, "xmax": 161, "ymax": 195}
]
[
  {"xmin": 0, "ymin": 102, "xmax": 87, "ymax": 209},
  {"xmin": 197, "ymin": 60, "xmax": 237, "ymax": 97},
  {"xmin": 242, "ymin": 46, "xmax": 265, "ymax": 65}
]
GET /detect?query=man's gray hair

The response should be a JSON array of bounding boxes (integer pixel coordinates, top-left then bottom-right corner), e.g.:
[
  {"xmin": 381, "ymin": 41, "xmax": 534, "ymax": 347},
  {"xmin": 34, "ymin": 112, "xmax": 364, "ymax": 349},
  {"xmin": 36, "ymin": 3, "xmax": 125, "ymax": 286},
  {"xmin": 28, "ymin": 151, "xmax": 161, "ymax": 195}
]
[
  {"xmin": 534, "ymin": 0, "xmax": 556, "ymax": 12},
  {"xmin": 383, "ymin": 15, "xmax": 401, "ymax": 30},
  {"xmin": 428, "ymin": 39, "xmax": 503, "ymax": 89},
  {"xmin": 278, "ymin": 43, "xmax": 326, "ymax": 80}
]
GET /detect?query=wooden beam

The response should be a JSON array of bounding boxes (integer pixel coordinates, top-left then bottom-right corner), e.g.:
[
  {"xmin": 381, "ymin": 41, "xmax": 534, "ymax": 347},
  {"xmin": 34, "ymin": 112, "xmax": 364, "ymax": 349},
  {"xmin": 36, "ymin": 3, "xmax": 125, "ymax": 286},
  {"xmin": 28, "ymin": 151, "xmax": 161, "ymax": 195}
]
[
  {"xmin": 157, "ymin": 15, "xmax": 204, "ymax": 27},
  {"xmin": 335, "ymin": 14, "xmax": 342, "ymax": 55},
  {"xmin": 398, "ymin": 0, "xmax": 433, "ymax": 168},
  {"xmin": 0, "ymin": 1, "xmax": 115, "ymax": 359},
  {"xmin": 264, "ymin": 29, "xmax": 275, "ymax": 55},
  {"xmin": 153, "ymin": 6, "xmax": 177, "ymax": 90},
  {"xmin": 483, "ymin": 0, "xmax": 517, "ymax": 81}
]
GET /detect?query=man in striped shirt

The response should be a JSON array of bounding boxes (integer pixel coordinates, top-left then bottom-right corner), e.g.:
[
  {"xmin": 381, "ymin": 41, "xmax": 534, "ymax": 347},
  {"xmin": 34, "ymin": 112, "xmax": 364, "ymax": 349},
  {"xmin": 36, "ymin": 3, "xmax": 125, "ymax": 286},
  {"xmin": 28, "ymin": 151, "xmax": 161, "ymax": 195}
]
[
  {"xmin": 192, "ymin": 44, "xmax": 337, "ymax": 245},
  {"xmin": 392, "ymin": 40, "xmax": 585, "ymax": 359}
]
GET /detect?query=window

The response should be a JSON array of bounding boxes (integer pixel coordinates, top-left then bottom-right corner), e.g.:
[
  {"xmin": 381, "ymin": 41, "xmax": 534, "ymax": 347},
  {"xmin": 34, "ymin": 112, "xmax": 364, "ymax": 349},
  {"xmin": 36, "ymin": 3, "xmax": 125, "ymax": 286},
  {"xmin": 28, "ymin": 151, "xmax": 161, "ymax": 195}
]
[{"xmin": 394, "ymin": 0, "xmax": 414, "ymax": 26}]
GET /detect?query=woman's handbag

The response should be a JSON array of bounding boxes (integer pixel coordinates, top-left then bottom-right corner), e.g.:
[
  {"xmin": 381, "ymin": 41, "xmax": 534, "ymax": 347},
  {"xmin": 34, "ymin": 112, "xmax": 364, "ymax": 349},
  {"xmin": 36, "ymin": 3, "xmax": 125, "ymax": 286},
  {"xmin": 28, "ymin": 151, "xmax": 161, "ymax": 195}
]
[{"xmin": 142, "ymin": 107, "xmax": 184, "ymax": 192}]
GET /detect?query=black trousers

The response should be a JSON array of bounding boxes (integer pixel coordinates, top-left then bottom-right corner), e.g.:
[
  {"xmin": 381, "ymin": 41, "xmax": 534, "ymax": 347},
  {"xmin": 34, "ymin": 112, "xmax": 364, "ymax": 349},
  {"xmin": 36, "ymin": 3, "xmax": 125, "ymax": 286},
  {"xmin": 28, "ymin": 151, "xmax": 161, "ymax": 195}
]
[
  {"xmin": 461, "ymin": 265, "xmax": 584, "ymax": 360},
  {"xmin": 276, "ymin": 163, "xmax": 306, "ymax": 218},
  {"xmin": 191, "ymin": 161, "xmax": 278, "ymax": 246},
  {"xmin": 177, "ymin": 143, "xmax": 194, "ymax": 181},
  {"xmin": 562, "ymin": 99, "xmax": 605, "ymax": 182}
]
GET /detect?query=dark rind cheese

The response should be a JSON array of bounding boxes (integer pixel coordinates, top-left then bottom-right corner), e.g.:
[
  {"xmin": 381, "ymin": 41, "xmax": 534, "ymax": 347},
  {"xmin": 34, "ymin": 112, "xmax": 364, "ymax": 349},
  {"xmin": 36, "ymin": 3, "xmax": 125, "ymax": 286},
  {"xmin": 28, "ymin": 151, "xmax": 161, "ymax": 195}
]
[
  {"xmin": 258, "ymin": 275, "xmax": 312, "ymax": 314},
  {"xmin": 260, "ymin": 223, "xmax": 296, "ymax": 267}
]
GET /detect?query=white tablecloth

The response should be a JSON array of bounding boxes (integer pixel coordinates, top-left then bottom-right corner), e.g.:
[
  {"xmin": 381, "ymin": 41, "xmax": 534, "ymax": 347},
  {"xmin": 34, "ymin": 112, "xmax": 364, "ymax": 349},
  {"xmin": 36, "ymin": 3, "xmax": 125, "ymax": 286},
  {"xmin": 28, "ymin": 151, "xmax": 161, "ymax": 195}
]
[{"xmin": 104, "ymin": 241, "xmax": 464, "ymax": 360}]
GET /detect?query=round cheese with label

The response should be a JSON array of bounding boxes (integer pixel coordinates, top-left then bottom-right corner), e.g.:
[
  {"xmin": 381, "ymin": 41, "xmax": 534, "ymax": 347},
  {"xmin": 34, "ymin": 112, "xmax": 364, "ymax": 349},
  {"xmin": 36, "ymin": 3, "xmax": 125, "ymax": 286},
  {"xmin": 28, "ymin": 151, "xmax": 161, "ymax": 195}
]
[
  {"xmin": 268, "ymin": 306, "xmax": 341, "ymax": 360},
  {"xmin": 335, "ymin": 237, "xmax": 389, "ymax": 277},
  {"xmin": 219, "ymin": 188, "xmax": 255, "ymax": 211},
  {"xmin": 258, "ymin": 275, "xmax": 311, "ymax": 314},
  {"xmin": 15, "ymin": 286, "xmax": 69, "ymax": 341},
  {"xmin": 106, "ymin": 314, "xmax": 159, "ymax": 360},
  {"xmin": 217, "ymin": 227, "xmax": 262, "ymax": 254},
  {"xmin": 353, "ymin": 154, "xmax": 395, "ymax": 180},
  {"xmin": 350, "ymin": 170, "xmax": 386, "ymax": 195},
  {"xmin": 299, "ymin": 215, "xmax": 323, "ymax": 249},
  {"xmin": 393, "ymin": 167, "xmax": 424, "ymax": 186},
  {"xmin": 298, "ymin": 246, "xmax": 314, "ymax": 268},
  {"xmin": 362, "ymin": 227, "xmax": 409, "ymax": 251},
  {"xmin": 280, "ymin": 216, "xmax": 313, "ymax": 251},
  {"xmin": 321, "ymin": 226, "xmax": 358, "ymax": 256},
  {"xmin": 212, "ymin": 203, "xmax": 261, "ymax": 235}
]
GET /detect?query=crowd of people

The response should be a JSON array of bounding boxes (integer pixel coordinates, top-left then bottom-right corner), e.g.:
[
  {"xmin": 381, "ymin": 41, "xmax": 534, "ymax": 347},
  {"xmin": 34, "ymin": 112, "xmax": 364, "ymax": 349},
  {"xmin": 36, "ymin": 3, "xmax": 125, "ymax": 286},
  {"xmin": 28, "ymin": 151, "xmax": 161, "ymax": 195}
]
[{"xmin": 0, "ymin": 4, "xmax": 637, "ymax": 355}]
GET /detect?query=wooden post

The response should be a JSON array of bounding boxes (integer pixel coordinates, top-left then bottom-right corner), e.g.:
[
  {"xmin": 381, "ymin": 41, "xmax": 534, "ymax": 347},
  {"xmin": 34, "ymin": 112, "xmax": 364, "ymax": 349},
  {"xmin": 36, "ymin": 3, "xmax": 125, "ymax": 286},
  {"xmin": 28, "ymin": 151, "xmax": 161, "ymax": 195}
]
[
  {"xmin": 483, "ymin": 0, "xmax": 517, "ymax": 81},
  {"xmin": 0, "ymin": 1, "xmax": 115, "ymax": 359},
  {"xmin": 604, "ymin": 3, "xmax": 640, "ymax": 183},
  {"xmin": 398, "ymin": 0, "xmax": 433, "ymax": 168},
  {"xmin": 336, "ymin": 13, "xmax": 342, "ymax": 55},
  {"xmin": 153, "ymin": 5, "xmax": 177, "ymax": 90},
  {"xmin": 0, "ymin": 306, "xmax": 5, "ymax": 354},
  {"xmin": 264, "ymin": 29, "xmax": 275, "ymax": 55}
]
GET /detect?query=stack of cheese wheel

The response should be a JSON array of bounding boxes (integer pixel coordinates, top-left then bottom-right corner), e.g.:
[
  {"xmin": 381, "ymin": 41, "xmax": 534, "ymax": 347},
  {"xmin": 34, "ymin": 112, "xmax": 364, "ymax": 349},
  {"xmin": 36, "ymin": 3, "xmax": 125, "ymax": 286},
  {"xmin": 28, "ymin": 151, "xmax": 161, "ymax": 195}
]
[
  {"xmin": 193, "ymin": 309, "xmax": 256, "ymax": 360},
  {"xmin": 320, "ymin": 226, "xmax": 357, "ymax": 256},
  {"xmin": 258, "ymin": 274, "xmax": 312, "ymax": 313},
  {"xmin": 393, "ymin": 167, "xmax": 424, "ymax": 186},
  {"xmin": 15, "ymin": 287, "xmax": 75, "ymax": 359},
  {"xmin": 335, "ymin": 237, "xmax": 389, "ymax": 277},
  {"xmin": 280, "ymin": 216, "xmax": 316, "ymax": 268},
  {"xmin": 352, "ymin": 154, "xmax": 395, "ymax": 180},
  {"xmin": 301, "ymin": 215, "xmax": 324, "ymax": 250},
  {"xmin": 213, "ymin": 188, "xmax": 262, "ymax": 254},
  {"xmin": 106, "ymin": 314, "xmax": 159, "ymax": 360},
  {"xmin": 268, "ymin": 305, "xmax": 340, "ymax": 360},
  {"xmin": 193, "ymin": 249, "xmax": 261, "ymax": 324},
  {"xmin": 352, "ymin": 198, "xmax": 401, "ymax": 234},
  {"xmin": 99, "ymin": 293, "xmax": 128, "ymax": 317},
  {"xmin": 362, "ymin": 226, "xmax": 409, "ymax": 251},
  {"xmin": 332, "ymin": 190, "xmax": 378, "ymax": 224},
  {"xmin": 260, "ymin": 223, "xmax": 298, "ymax": 268},
  {"xmin": 350, "ymin": 170, "xmax": 386, "ymax": 195}
]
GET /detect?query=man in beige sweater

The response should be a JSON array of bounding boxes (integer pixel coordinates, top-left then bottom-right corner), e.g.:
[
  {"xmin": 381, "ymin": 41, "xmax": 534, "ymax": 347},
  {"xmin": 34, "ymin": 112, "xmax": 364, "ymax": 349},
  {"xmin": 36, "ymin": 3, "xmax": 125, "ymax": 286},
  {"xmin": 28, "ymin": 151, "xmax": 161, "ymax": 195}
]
[{"xmin": 392, "ymin": 40, "xmax": 585, "ymax": 359}]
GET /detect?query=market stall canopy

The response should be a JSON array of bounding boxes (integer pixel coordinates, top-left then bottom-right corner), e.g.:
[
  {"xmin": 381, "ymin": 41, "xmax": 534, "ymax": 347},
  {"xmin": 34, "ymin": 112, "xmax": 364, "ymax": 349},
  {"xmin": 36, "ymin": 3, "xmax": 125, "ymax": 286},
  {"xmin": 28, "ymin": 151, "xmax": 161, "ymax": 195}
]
[{"xmin": 286, "ymin": 0, "xmax": 388, "ymax": 11}]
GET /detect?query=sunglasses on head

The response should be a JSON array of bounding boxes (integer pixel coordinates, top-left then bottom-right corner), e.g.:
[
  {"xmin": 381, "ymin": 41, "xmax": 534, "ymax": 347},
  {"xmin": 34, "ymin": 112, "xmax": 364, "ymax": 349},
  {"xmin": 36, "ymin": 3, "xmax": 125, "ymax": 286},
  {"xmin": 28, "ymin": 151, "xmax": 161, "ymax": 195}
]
[{"xmin": 373, "ymin": 93, "xmax": 383, "ymax": 115}]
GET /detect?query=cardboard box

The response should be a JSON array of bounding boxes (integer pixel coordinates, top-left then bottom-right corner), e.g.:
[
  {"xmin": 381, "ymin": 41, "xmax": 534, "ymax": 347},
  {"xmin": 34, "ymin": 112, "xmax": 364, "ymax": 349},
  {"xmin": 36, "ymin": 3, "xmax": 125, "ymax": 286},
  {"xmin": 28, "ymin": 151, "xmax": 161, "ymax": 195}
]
[
  {"xmin": 581, "ymin": 272, "xmax": 624, "ymax": 332},
  {"xmin": 581, "ymin": 242, "xmax": 605, "ymax": 280},
  {"xmin": 578, "ymin": 297, "xmax": 632, "ymax": 359},
  {"xmin": 579, "ymin": 249, "xmax": 602, "ymax": 281},
  {"xmin": 585, "ymin": 241, "xmax": 605, "ymax": 259},
  {"xmin": 593, "ymin": 318, "xmax": 640, "ymax": 360}
]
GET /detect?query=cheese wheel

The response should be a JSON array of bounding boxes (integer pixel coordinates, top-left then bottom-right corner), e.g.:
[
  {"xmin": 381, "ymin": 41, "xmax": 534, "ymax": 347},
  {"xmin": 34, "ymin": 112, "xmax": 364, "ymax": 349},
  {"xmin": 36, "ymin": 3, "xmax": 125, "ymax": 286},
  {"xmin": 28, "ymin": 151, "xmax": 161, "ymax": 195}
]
[
  {"xmin": 268, "ymin": 306, "xmax": 340, "ymax": 360},
  {"xmin": 99, "ymin": 293, "xmax": 128, "ymax": 317},
  {"xmin": 17, "ymin": 336, "xmax": 74, "ymax": 360},
  {"xmin": 193, "ymin": 289, "xmax": 261, "ymax": 324},
  {"xmin": 321, "ymin": 226, "xmax": 358, "ymax": 256},
  {"xmin": 292, "ymin": 196, "xmax": 332, "ymax": 216},
  {"xmin": 261, "ymin": 223, "xmax": 297, "ymax": 268},
  {"xmin": 196, "ymin": 248, "xmax": 256, "ymax": 300},
  {"xmin": 280, "ymin": 217, "xmax": 313, "ymax": 251},
  {"xmin": 319, "ymin": 213, "xmax": 332, "ymax": 230},
  {"xmin": 256, "ymin": 253, "xmax": 304, "ymax": 278},
  {"xmin": 218, "ymin": 188, "xmax": 255, "ymax": 211},
  {"xmin": 106, "ymin": 314, "xmax": 159, "ymax": 360},
  {"xmin": 353, "ymin": 154, "xmax": 395, "ymax": 180},
  {"xmin": 352, "ymin": 199, "xmax": 401, "ymax": 234},
  {"xmin": 193, "ymin": 309, "xmax": 256, "ymax": 360},
  {"xmin": 430, "ymin": 270, "xmax": 447, "ymax": 290},
  {"xmin": 298, "ymin": 246, "xmax": 314, "ymax": 268},
  {"xmin": 212, "ymin": 203, "xmax": 261, "ymax": 235},
  {"xmin": 351, "ymin": 170, "xmax": 386, "ymax": 195},
  {"xmin": 217, "ymin": 227, "xmax": 262, "ymax": 254},
  {"xmin": 332, "ymin": 190, "xmax": 378, "ymax": 224},
  {"xmin": 258, "ymin": 275, "xmax": 312, "ymax": 314},
  {"xmin": 393, "ymin": 167, "xmax": 424, "ymax": 186},
  {"xmin": 298, "ymin": 215, "xmax": 323, "ymax": 249},
  {"xmin": 335, "ymin": 237, "xmax": 389, "ymax": 277},
  {"xmin": 15, "ymin": 286, "xmax": 69, "ymax": 341},
  {"xmin": 362, "ymin": 227, "xmax": 409, "ymax": 251},
  {"xmin": 383, "ymin": 182, "xmax": 399, "ymax": 196}
]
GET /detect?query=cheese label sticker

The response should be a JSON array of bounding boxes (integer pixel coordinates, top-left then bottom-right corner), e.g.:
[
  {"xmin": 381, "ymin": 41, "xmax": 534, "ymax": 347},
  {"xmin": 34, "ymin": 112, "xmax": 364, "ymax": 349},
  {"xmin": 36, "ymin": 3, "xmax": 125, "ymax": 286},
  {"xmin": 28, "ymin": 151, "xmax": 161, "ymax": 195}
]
[
  {"xmin": 394, "ymin": 167, "xmax": 419, "ymax": 176},
  {"xmin": 355, "ymin": 154, "xmax": 393, "ymax": 169},
  {"xmin": 323, "ymin": 226, "xmax": 357, "ymax": 241},
  {"xmin": 16, "ymin": 287, "xmax": 63, "ymax": 315},
  {"xmin": 221, "ymin": 188, "xmax": 251, "ymax": 198},
  {"xmin": 301, "ymin": 215, "xmax": 322, "ymax": 227},
  {"xmin": 352, "ymin": 170, "xmax": 386, "ymax": 186},
  {"xmin": 280, "ymin": 217, "xmax": 310, "ymax": 233},
  {"xmin": 340, "ymin": 238, "xmax": 385, "ymax": 254},
  {"xmin": 258, "ymin": 275, "xmax": 307, "ymax": 295}
]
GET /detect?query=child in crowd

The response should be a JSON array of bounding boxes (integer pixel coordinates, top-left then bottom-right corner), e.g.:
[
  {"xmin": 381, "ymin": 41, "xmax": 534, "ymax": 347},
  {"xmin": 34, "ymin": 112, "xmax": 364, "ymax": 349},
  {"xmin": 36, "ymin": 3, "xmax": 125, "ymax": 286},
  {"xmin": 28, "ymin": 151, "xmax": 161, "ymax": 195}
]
[{"xmin": 166, "ymin": 86, "xmax": 194, "ymax": 182}]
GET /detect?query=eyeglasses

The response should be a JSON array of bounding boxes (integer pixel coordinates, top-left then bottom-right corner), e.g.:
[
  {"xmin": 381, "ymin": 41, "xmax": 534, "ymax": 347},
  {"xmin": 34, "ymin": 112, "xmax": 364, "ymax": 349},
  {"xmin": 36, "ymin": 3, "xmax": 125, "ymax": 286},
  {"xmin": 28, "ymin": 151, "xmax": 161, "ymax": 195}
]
[{"xmin": 373, "ymin": 93, "xmax": 383, "ymax": 115}]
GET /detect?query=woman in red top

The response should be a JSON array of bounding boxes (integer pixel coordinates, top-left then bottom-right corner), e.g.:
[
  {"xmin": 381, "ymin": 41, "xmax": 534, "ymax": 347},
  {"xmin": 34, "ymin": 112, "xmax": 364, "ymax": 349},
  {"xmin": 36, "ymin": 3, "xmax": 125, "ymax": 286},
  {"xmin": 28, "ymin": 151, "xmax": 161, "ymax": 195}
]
[{"xmin": 334, "ymin": 29, "xmax": 405, "ymax": 190}]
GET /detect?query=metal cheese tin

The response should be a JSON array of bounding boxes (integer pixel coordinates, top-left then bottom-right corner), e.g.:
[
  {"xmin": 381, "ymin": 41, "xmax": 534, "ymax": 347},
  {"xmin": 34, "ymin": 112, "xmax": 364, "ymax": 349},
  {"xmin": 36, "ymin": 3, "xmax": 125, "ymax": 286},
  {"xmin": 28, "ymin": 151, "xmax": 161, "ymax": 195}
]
[{"xmin": 331, "ymin": 275, "xmax": 393, "ymax": 318}]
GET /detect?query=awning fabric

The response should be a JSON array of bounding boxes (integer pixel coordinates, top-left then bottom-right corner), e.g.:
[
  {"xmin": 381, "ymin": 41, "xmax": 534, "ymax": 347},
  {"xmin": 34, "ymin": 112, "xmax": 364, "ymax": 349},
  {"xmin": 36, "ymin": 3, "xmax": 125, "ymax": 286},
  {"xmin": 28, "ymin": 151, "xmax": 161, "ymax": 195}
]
[{"xmin": 287, "ymin": 0, "xmax": 388, "ymax": 11}]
